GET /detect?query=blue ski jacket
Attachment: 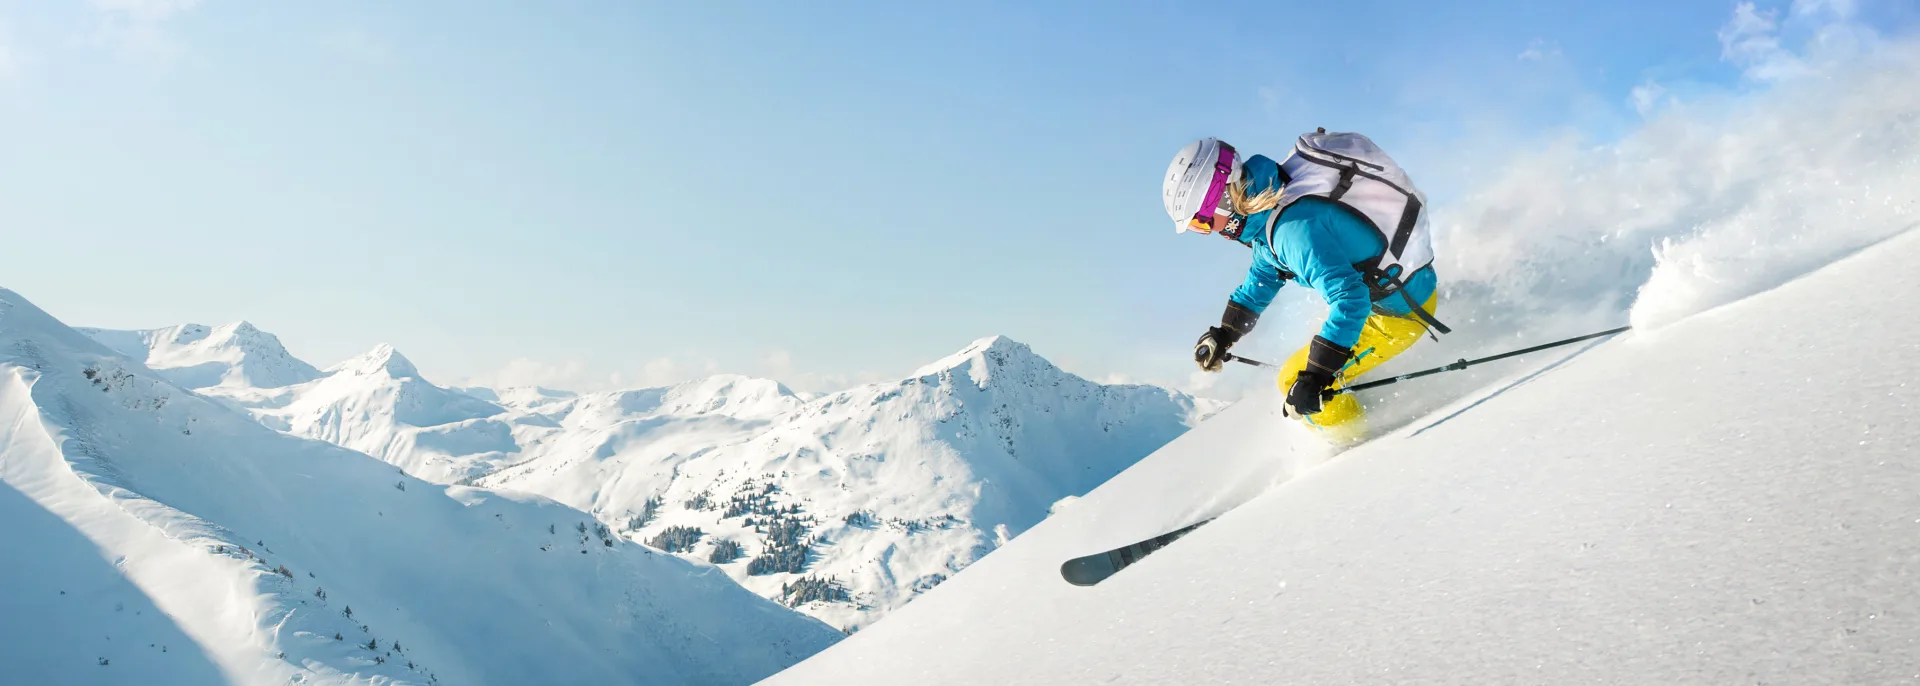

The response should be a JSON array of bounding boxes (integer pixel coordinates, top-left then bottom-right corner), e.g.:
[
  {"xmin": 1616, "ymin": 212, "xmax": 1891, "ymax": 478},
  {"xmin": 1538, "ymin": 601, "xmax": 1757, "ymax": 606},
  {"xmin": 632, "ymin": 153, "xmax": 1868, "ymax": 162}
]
[{"xmin": 1227, "ymin": 154, "xmax": 1439, "ymax": 349}]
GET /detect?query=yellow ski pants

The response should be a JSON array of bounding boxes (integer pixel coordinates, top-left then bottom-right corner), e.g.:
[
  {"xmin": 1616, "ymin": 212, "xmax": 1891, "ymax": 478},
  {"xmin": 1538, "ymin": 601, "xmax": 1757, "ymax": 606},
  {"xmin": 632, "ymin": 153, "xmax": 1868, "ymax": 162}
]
[{"xmin": 1276, "ymin": 293, "xmax": 1439, "ymax": 441}]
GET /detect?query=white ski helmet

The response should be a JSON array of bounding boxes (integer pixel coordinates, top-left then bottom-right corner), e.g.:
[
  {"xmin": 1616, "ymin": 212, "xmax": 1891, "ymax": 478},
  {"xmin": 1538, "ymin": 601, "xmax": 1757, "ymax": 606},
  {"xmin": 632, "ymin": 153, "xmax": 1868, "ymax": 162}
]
[{"xmin": 1162, "ymin": 137, "xmax": 1242, "ymax": 234}]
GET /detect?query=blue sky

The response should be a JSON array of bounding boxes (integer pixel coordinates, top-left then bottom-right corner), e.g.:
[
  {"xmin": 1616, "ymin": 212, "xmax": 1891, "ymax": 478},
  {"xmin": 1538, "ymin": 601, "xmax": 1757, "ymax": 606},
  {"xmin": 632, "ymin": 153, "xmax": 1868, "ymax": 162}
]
[{"xmin": 1, "ymin": 0, "xmax": 1913, "ymax": 393}]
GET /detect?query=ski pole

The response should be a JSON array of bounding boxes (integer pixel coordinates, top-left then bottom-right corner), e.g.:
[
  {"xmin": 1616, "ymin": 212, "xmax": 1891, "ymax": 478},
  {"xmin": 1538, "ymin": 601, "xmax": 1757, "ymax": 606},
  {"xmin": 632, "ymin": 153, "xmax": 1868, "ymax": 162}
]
[
  {"xmin": 1335, "ymin": 325, "xmax": 1630, "ymax": 395},
  {"xmin": 1223, "ymin": 325, "xmax": 1631, "ymax": 394},
  {"xmin": 1226, "ymin": 354, "xmax": 1277, "ymax": 369}
]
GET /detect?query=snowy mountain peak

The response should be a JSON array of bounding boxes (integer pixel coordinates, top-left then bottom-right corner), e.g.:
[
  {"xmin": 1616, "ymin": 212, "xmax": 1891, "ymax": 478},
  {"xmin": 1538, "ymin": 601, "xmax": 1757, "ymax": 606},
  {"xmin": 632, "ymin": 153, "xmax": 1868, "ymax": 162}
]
[
  {"xmin": 76, "ymin": 319, "xmax": 321, "ymax": 389},
  {"xmin": 277, "ymin": 343, "xmax": 519, "ymax": 483},
  {"xmin": 330, "ymin": 343, "xmax": 421, "ymax": 379},
  {"xmin": 912, "ymin": 335, "xmax": 1062, "ymax": 389},
  {"xmin": 0, "ymin": 288, "xmax": 841, "ymax": 685},
  {"xmin": 667, "ymin": 374, "xmax": 801, "ymax": 414},
  {"xmin": 472, "ymin": 333, "xmax": 1217, "ymax": 630},
  {"xmin": 160, "ymin": 322, "xmax": 214, "ymax": 346},
  {"xmin": 216, "ymin": 320, "xmax": 263, "ymax": 340},
  {"xmin": 548, "ymin": 374, "xmax": 804, "ymax": 428}
]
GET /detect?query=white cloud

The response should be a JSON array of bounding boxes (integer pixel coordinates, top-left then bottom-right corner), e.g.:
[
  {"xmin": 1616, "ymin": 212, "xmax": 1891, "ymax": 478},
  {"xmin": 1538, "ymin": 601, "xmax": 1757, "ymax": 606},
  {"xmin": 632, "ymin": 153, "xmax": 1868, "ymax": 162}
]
[
  {"xmin": 468, "ymin": 357, "xmax": 592, "ymax": 391},
  {"xmin": 1258, "ymin": 85, "xmax": 1284, "ymax": 116},
  {"xmin": 467, "ymin": 355, "xmax": 712, "ymax": 393},
  {"xmin": 761, "ymin": 350, "xmax": 794, "ymax": 375},
  {"xmin": 640, "ymin": 357, "xmax": 683, "ymax": 386},
  {"xmin": 1791, "ymin": 0, "xmax": 1856, "ymax": 18},
  {"xmin": 1718, "ymin": 2, "xmax": 1809, "ymax": 81},
  {"xmin": 1517, "ymin": 39, "xmax": 1562, "ymax": 62},
  {"xmin": 463, "ymin": 348, "xmax": 889, "ymax": 396},
  {"xmin": 1717, "ymin": 0, "xmax": 1884, "ymax": 84},
  {"xmin": 1629, "ymin": 79, "xmax": 1667, "ymax": 117}
]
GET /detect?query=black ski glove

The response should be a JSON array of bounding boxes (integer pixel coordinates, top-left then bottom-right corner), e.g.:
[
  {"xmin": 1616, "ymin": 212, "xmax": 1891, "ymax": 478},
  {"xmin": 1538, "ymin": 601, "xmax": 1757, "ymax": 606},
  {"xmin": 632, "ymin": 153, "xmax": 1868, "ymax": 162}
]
[
  {"xmin": 1284, "ymin": 336, "xmax": 1353, "ymax": 416},
  {"xmin": 1194, "ymin": 327, "xmax": 1240, "ymax": 372},
  {"xmin": 1194, "ymin": 302, "xmax": 1260, "ymax": 372}
]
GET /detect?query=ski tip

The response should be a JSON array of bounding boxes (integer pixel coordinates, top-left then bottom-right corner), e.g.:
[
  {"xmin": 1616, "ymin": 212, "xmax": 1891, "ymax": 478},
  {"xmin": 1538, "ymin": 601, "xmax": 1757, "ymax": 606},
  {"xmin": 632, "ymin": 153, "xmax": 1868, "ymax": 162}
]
[
  {"xmin": 1059, "ymin": 555, "xmax": 1117, "ymax": 587},
  {"xmin": 1057, "ymin": 517, "xmax": 1221, "ymax": 587}
]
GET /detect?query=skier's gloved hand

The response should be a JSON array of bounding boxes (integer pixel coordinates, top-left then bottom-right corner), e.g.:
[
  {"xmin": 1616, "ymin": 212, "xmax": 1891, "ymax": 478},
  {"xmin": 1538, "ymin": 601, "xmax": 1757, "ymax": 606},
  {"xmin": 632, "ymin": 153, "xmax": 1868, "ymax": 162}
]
[
  {"xmin": 1194, "ymin": 302, "xmax": 1261, "ymax": 372},
  {"xmin": 1284, "ymin": 336, "xmax": 1353, "ymax": 416},
  {"xmin": 1194, "ymin": 327, "xmax": 1240, "ymax": 372},
  {"xmin": 1284, "ymin": 370, "xmax": 1333, "ymax": 416}
]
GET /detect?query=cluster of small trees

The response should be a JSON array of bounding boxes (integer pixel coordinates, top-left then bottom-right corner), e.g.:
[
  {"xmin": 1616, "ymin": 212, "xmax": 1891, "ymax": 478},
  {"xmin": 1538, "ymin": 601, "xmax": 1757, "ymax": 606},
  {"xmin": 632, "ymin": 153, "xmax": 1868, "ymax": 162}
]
[
  {"xmin": 627, "ymin": 495, "xmax": 663, "ymax": 530},
  {"xmin": 647, "ymin": 525, "xmax": 704, "ymax": 553},
  {"xmin": 779, "ymin": 575, "xmax": 850, "ymax": 607},
  {"xmin": 746, "ymin": 515, "xmax": 811, "ymax": 575},
  {"xmin": 684, "ymin": 490, "xmax": 714, "ymax": 511},
  {"xmin": 886, "ymin": 513, "xmax": 961, "ymax": 533},
  {"xmin": 912, "ymin": 573, "xmax": 948, "ymax": 593},
  {"xmin": 573, "ymin": 520, "xmax": 614, "ymax": 548},
  {"xmin": 707, "ymin": 538, "xmax": 743, "ymax": 564},
  {"xmin": 721, "ymin": 481, "xmax": 800, "ymax": 519}
]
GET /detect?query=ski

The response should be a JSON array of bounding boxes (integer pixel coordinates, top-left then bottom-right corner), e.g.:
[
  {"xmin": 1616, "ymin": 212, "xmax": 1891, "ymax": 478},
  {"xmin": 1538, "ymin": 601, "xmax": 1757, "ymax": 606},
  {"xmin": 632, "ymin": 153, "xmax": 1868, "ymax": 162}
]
[{"xmin": 1059, "ymin": 518, "xmax": 1216, "ymax": 586}]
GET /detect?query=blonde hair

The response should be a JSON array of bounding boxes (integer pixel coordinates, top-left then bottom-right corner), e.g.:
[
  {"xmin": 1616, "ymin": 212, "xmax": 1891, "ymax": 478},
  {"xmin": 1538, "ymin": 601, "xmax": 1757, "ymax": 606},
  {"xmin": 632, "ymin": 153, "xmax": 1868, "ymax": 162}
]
[{"xmin": 1227, "ymin": 177, "xmax": 1284, "ymax": 217}]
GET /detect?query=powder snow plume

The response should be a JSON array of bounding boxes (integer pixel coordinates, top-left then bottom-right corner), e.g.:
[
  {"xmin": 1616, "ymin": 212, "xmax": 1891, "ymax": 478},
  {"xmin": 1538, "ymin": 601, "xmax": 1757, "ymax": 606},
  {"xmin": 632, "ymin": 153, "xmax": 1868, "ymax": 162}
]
[
  {"xmin": 1432, "ymin": 39, "xmax": 1920, "ymax": 340},
  {"xmin": 1317, "ymin": 29, "xmax": 1920, "ymax": 432}
]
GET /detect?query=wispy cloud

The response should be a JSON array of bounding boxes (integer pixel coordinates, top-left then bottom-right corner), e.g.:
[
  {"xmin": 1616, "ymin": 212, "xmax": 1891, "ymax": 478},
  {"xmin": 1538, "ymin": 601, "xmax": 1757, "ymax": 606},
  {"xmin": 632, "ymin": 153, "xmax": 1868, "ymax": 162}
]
[
  {"xmin": 462, "ymin": 345, "xmax": 894, "ymax": 395},
  {"xmin": 1790, "ymin": 0, "xmax": 1856, "ymax": 18},
  {"xmin": 1258, "ymin": 85, "xmax": 1285, "ymax": 116},
  {"xmin": 1629, "ymin": 79, "xmax": 1667, "ymax": 117},
  {"xmin": 87, "ymin": 0, "xmax": 202, "ymax": 62},
  {"xmin": 470, "ymin": 357, "xmax": 592, "ymax": 391},
  {"xmin": 1719, "ymin": 3, "xmax": 1808, "ymax": 80},
  {"xmin": 464, "ymin": 355, "xmax": 715, "ymax": 392},
  {"xmin": 1517, "ymin": 39, "xmax": 1563, "ymax": 62},
  {"xmin": 1718, "ymin": 0, "xmax": 1880, "ymax": 82}
]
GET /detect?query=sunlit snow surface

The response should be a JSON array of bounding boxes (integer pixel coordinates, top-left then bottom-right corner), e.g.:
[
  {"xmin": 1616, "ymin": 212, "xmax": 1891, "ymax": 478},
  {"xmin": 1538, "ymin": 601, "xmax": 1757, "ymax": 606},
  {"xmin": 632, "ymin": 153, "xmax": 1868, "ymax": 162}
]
[
  {"xmin": 770, "ymin": 43, "xmax": 1920, "ymax": 685},
  {"xmin": 86, "ymin": 317, "xmax": 1221, "ymax": 632},
  {"xmin": 0, "ymin": 292, "xmax": 841, "ymax": 686},
  {"xmin": 474, "ymin": 337, "xmax": 1221, "ymax": 630},
  {"xmin": 769, "ymin": 215, "xmax": 1920, "ymax": 686}
]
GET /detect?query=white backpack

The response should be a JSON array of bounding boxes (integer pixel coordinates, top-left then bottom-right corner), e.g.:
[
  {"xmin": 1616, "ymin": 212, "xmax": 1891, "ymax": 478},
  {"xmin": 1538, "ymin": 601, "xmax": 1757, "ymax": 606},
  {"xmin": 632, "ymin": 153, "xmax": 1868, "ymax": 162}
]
[{"xmin": 1267, "ymin": 129, "xmax": 1448, "ymax": 334}]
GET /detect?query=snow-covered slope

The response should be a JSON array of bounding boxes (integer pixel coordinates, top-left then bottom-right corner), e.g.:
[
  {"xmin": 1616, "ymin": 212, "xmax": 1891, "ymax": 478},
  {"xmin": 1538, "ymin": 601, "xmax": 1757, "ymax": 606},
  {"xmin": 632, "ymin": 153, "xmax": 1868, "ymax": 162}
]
[
  {"xmin": 260, "ymin": 344, "xmax": 536, "ymax": 484},
  {"xmin": 766, "ymin": 228, "xmax": 1920, "ymax": 683},
  {"xmin": 78, "ymin": 322, "xmax": 320, "ymax": 390},
  {"xmin": 60, "ymin": 314, "xmax": 1221, "ymax": 632},
  {"xmin": 81, "ymin": 324, "xmax": 543, "ymax": 485},
  {"xmin": 0, "ymin": 289, "xmax": 841, "ymax": 685},
  {"xmin": 481, "ymin": 336, "xmax": 1222, "ymax": 630},
  {"xmin": 66, "ymin": 311, "xmax": 1219, "ymax": 631}
]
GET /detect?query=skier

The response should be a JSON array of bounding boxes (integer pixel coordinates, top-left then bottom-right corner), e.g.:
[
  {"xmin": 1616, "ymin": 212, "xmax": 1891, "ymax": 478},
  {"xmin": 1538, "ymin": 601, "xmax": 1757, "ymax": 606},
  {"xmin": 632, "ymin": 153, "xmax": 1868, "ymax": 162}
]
[{"xmin": 1161, "ymin": 131, "xmax": 1448, "ymax": 442}]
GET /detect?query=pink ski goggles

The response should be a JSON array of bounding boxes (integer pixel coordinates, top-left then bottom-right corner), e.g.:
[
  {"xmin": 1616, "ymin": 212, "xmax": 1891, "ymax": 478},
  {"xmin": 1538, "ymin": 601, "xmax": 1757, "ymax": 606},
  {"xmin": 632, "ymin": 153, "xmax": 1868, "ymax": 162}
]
[{"xmin": 1184, "ymin": 143, "xmax": 1237, "ymax": 235}]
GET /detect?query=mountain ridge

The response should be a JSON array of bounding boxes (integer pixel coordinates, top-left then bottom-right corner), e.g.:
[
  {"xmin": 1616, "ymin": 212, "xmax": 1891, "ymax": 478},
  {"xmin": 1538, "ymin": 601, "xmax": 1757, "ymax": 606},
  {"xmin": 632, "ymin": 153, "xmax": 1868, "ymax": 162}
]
[
  {"xmin": 2, "ymin": 287, "xmax": 843, "ymax": 685},
  {"xmin": 83, "ymin": 318, "xmax": 1220, "ymax": 630}
]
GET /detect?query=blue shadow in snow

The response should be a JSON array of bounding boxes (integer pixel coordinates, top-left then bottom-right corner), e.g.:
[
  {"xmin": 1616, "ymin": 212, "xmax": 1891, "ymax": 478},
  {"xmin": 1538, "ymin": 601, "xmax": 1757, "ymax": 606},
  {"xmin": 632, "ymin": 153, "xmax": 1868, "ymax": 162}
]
[{"xmin": 1408, "ymin": 338, "xmax": 1611, "ymax": 439}]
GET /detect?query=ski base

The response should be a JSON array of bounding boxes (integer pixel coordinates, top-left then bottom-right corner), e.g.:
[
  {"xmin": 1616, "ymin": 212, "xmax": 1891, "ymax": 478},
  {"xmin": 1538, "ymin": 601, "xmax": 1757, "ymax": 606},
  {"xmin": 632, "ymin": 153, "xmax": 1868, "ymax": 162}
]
[{"xmin": 1059, "ymin": 518, "xmax": 1215, "ymax": 586}]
